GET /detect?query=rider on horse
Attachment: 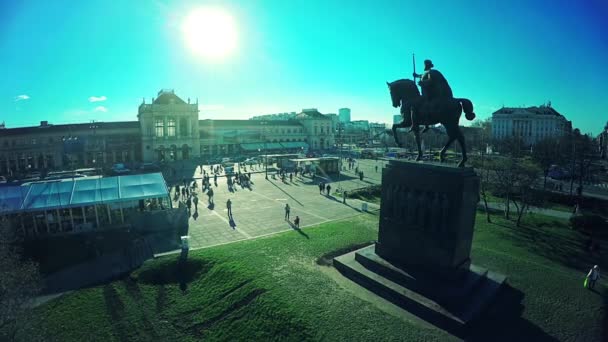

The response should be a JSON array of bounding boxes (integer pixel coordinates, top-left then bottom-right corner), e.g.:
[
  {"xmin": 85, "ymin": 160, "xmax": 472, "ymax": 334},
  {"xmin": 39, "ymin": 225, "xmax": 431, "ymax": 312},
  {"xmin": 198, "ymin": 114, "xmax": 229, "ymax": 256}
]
[{"xmin": 412, "ymin": 59, "xmax": 453, "ymax": 132}]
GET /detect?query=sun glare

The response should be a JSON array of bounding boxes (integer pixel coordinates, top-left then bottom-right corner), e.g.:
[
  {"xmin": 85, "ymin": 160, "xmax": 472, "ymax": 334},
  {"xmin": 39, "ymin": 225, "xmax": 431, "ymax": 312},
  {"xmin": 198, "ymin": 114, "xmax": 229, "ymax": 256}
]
[{"xmin": 182, "ymin": 7, "xmax": 238, "ymax": 60}]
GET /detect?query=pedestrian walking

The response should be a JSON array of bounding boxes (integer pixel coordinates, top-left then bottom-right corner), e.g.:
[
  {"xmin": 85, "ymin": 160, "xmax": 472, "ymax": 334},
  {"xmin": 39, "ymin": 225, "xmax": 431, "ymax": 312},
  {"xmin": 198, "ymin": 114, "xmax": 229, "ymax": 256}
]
[
  {"xmin": 227, "ymin": 198, "xmax": 232, "ymax": 217},
  {"xmin": 375, "ymin": 165, "xmax": 378, "ymax": 173},
  {"xmin": 326, "ymin": 184, "xmax": 331, "ymax": 196},
  {"xmin": 186, "ymin": 197, "xmax": 192, "ymax": 212},
  {"xmin": 359, "ymin": 171, "xmax": 364, "ymax": 181},
  {"xmin": 285, "ymin": 203, "xmax": 291, "ymax": 220},
  {"xmin": 294, "ymin": 216, "xmax": 300, "ymax": 229},
  {"xmin": 290, "ymin": 173, "xmax": 293, "ymax": 182},
  {"xmin": 585, "ymin": 265, "xmax": 600, "ymax": 289},
  {"xmin": 208, "ymin": 188, "xmax": 214, "ymax": 204},
  {"xmin": 181, "ymin": 187, "xmax": 186, "ymax": 199},
  {"xmin": 343, "ymin": 190, "xmax": 347, "ymax": 204},
  {"xmin": 193, "ymin": 195, "xmax": 199, "ymax": 211},
  {"xmin": 319, "ymin": 182, "xmax": 324, "ymax": 194}
]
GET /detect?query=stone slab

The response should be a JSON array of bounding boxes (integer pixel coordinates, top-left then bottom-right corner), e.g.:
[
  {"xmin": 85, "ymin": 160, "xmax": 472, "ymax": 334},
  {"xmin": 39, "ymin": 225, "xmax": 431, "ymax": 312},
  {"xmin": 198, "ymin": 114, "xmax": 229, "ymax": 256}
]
[{"xmin": 334, "ymin": 245, "xmax": 507, "ymax": 336}]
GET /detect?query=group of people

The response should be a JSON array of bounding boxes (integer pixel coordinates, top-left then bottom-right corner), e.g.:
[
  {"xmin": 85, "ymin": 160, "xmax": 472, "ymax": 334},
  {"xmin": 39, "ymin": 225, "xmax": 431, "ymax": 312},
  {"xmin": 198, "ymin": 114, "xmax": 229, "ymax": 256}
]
[
  {"xmin": 173, "ymin": 179, "xmax": 201, "ymax": 214},
  {"xmin": 284, "ymin": 203, "xmax": 300, "ymax": 229},
  {"xmin": 318, "ymin": 182, "xmax": 332, "ymax": 196}
]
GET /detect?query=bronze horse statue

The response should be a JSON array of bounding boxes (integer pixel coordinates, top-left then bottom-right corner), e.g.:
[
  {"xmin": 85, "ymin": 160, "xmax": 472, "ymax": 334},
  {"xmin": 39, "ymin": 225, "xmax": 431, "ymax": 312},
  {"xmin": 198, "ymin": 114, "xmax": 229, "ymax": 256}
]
[{"xmin": 387, "ymin": 79, "xmax": 476, "ymax": 167}]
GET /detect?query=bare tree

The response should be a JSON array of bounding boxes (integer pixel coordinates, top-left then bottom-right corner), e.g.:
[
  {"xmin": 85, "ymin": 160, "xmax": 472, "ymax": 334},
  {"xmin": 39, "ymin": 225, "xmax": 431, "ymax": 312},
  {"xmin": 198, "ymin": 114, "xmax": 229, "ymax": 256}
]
[
  {"xmin": 0, "ymin": 216, "xmax": 42, "ymax": 341},
  {"xmin": 531, "ymin": 137, "xmax": 562, "ymax": 189},
  {"xmin": 510, "ymin": 159, "xmax": 544, "ymax": 227},
  {"xmin": 487, "ymin": 157, "xmax": 542, "ymax": 225}
]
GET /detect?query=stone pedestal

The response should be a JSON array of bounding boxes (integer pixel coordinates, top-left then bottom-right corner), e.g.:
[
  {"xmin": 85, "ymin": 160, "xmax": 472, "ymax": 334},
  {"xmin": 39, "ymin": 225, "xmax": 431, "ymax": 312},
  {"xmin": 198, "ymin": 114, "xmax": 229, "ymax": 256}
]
[
  {"xmin": 333, "ymin": 161, "xmax": 506, "ymax": 336},
  {"xmin": 376, "ymin": 161, "xmax": 479, "ymax": 278}
]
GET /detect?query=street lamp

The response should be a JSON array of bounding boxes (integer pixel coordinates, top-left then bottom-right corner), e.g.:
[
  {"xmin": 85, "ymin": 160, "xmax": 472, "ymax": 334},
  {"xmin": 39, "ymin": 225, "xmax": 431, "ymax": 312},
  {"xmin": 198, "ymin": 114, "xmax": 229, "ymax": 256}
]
[{"xmin": 260, "ymin": 122, "xmax": 269, "ymax": 180}]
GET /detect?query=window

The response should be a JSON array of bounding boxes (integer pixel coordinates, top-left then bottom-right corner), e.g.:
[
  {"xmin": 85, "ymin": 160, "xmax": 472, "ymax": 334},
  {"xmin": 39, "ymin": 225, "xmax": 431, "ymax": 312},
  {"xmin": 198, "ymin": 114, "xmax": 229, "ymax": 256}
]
[
  {"xmin": 180, "ymin": 118, "xmax": 188, "ymax": 136},
  {"xmin": 168, "ymin": 119, "xmax": 176, "ymax": 137},
  {"xmin": 155, "ymin": 119, "xmax": 164, "ymax": 137}
]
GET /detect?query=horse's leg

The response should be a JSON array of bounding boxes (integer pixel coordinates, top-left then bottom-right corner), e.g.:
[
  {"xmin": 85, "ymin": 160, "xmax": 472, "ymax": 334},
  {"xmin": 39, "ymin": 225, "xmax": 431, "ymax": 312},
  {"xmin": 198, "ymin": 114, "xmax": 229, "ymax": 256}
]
[
  {"xmin": 455, "ymin": 127, "xmax": 468, "ymax": 167},
  {"xmin": 391, "ymin": 124, "xmax": 400, "ymax": 146},
  {"xmin": 414, "ymin": 130, "xmax": 423, "ymax": 161},
  {"xmin": 440, "ymin": 133, "xmax": 456, "ymax": 163}
]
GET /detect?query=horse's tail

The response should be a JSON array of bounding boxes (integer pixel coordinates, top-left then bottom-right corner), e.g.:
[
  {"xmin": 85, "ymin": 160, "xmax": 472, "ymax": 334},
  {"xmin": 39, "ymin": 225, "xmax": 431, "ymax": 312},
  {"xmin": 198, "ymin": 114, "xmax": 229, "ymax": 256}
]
[{"xmin": 457, "ymin": 98, "xmax": 476, "ymax": 121}]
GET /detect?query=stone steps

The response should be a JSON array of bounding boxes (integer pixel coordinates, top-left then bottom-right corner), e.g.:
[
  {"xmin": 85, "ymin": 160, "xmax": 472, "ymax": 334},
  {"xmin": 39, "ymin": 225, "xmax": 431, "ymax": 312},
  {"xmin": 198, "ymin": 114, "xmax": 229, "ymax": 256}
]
[{"xmin": 334, "ymin": 244, "xmax": 506, "ymax": 337}]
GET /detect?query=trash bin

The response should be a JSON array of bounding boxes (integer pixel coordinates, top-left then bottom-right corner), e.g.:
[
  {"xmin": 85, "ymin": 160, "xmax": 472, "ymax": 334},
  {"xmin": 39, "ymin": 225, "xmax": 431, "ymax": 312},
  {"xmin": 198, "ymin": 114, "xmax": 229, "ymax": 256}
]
[
  {"xmin": 181, "ymin": 235, "xmax": 190, "ymax": 250},
  {"xmin": 361, "ymin": 202, "xmax": 368, "ymax": 212}
]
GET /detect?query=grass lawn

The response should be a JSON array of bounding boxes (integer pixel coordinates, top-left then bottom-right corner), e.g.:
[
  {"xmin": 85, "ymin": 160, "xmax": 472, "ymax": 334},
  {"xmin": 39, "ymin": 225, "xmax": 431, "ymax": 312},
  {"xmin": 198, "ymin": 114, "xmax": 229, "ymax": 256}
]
[
  {"xmin": 20, "ymin": 211, "xmax": 607, "ymax": 341},
  {"xmin": 483, "ymin": 192, "xmax": 574, "ymax": 213}
]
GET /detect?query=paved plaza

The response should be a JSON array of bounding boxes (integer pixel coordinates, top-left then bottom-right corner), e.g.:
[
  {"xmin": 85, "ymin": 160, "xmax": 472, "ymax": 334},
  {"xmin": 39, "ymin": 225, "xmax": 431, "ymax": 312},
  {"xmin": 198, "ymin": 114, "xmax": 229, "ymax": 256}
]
[{"xmin": 164, "ymin": 159, "xmax": 388, "ymax": 251}]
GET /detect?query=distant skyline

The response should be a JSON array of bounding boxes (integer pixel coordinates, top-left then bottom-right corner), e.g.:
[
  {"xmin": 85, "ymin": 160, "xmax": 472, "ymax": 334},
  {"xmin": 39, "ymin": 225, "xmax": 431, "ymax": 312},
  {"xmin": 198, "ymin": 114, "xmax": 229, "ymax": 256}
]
[{"xmin": 1, "ymin": 0, "xmax": 607, "ymax": 134}]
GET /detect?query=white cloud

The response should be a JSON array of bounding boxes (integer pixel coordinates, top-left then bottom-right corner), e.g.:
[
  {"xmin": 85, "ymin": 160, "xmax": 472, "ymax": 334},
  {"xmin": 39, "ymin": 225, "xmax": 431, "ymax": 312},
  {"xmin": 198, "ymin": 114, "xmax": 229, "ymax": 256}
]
[
  {"xmin": 15, "ymin": 94, "xmax": 30, "ymax": 101},
  {"xmin": 94, "ymin": 106, "xmax": 108, "ymax": 112},
  {"xmin": 88, "ymin": 95, "xmax": 107, "ymax": 102}
]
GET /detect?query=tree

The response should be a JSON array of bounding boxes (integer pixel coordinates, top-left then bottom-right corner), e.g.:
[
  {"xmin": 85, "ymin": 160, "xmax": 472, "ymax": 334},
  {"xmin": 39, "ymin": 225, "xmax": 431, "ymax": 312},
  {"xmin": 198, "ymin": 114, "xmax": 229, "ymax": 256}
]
[
  {"xmin": 510, "ymin": 159, "xmax": 544, "ymax": 227},
  {"xmin": 470, "ymin": 143, "xmax": 495, "ymax": 222},
  {"xmin": 492, "ymin": 135, "xmax": 527, "ymax": 158},
  {"xmin": 487, "ymin": 157, "xmax": 543, "ymax": 225},
  {"xmin": 531, "ymin": 137, "xmax": 562, "ymax": 189},
  {"xmin": 469, "ymin": 118, "xmax": 492, "ymax": 153},
  {"xmin": 0, "ymin": 216, "xmax": 42, "ymax": 341}
]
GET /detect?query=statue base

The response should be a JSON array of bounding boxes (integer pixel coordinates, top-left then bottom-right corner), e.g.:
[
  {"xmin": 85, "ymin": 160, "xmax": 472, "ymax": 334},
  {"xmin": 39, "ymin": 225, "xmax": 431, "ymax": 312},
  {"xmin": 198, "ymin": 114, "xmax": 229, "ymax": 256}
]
[{"xmin": 334, "ymin": 244, "xmax": 506, "ymax": 336}]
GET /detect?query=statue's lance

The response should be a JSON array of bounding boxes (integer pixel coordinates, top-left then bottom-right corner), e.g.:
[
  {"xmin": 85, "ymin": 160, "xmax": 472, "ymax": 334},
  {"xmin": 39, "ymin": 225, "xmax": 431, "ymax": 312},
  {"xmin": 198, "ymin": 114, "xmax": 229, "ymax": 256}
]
[{"xmin": 412, "ymin": 53, "xmax": 418, "ymax": 86}]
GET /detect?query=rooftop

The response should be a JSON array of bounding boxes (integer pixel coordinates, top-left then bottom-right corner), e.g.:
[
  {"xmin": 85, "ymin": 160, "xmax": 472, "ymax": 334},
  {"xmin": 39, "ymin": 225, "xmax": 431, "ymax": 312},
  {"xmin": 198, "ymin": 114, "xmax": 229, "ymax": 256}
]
[
  {"xmin": 0, "ymin": 121, "xmax": 139, "ymax": 136},
  {"xmin": 493, "ymin": 104, "xmax": 564, "ymax": 117}
]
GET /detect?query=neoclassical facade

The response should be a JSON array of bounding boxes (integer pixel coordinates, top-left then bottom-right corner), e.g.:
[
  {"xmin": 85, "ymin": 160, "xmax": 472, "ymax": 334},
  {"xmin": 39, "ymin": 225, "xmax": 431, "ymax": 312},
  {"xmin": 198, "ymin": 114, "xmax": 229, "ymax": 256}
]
[
  {"xmin": 138, "ymin": 89, "xmax": 200, "ymax": 162},
  {"xmin": 491, "ymin": 104, "xmax": 572, "ymax": 145},
  {"xmin": 0, "ymin": 90, "xmax": 336, "ymax": 176}
]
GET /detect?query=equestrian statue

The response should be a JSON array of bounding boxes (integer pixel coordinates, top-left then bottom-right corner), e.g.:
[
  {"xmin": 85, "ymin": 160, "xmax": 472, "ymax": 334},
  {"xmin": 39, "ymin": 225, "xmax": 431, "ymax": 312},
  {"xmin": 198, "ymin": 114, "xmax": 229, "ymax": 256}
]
[{"xmin": 387, "ymin": 57, "xmax": 475, "ymax": 167}]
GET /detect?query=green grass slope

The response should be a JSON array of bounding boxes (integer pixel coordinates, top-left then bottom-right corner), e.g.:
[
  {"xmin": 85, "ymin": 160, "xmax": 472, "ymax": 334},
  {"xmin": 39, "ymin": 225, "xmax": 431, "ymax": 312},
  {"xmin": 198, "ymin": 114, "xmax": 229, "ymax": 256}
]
[{"xmin": 22, "ymin": 212, "xmax": 606, "ymax": 342}]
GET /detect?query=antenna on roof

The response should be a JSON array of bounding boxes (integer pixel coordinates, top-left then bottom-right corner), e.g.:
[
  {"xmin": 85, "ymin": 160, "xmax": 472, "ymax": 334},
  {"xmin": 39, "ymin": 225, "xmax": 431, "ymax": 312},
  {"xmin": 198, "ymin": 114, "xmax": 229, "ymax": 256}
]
[{"xmin": 547, "ymin": 100, "xmax": 551, "ymax": 108}]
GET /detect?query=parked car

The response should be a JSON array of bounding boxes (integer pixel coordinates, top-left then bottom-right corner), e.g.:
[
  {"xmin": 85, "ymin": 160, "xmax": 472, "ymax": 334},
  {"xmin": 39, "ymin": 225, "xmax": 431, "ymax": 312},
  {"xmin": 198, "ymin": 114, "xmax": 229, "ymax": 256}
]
[
  {"xmin": 137, "ymin": 163, "xmax": 161, "ymax": 174},
  {"xmin": 208, "ymin": 157, "xmax": 222, "ymax": 165},
  {"xmin": 110, "ymin": 163, "xmax": 131, "ymax": 175},
  {"xmin": 243, "ymin": 158, "xmax": 258, "ymax": 165}
]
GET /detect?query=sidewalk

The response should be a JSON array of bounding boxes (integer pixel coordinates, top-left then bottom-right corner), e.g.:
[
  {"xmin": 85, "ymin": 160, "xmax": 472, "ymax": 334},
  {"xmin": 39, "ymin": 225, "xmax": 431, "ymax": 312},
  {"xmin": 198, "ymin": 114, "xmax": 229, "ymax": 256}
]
[{"xmin": 479, "ymin": 201, "xmax": 572, "ymax": 220}]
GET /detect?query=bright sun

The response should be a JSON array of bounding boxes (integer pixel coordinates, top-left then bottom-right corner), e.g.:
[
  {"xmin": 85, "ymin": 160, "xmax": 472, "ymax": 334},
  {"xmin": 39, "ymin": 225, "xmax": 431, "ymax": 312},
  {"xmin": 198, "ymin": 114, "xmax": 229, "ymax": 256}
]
[{"xmin": 182, "ymin": 7, "xmax": 238, "ymax": 60}]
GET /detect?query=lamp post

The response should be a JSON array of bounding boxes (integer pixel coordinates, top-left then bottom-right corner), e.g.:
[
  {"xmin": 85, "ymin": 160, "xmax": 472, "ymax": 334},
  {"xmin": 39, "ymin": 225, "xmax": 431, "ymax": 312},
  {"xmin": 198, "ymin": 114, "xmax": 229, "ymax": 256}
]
[{"xmin": 260, "ymin": 121, "xmax": 268, "ymax": 180}]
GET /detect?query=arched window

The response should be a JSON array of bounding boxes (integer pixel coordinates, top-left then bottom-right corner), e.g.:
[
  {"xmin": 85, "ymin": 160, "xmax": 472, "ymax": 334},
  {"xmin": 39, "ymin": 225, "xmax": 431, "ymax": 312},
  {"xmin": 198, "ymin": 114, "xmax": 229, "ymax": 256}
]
[
  {"xmin": 155, "ymin": 119, "xmax": 164, "ymax": 137},
  {"xmin": 168, "ymin": 119, "xmax": 176, "ymax": 137}
]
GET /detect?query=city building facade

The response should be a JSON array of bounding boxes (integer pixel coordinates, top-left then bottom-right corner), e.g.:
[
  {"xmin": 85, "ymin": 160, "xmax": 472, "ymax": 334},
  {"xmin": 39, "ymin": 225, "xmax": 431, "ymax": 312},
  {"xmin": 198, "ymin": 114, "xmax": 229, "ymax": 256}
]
[
  {"xmin": 339, "ymin": 108, "xmax": 351, "ymax": 123},
  {"xmin": 0, "ymin": 90, "xmax": 336, "ymax": 176},
  {"xmin": 138, "ymin": 89, "xmax": 200, "ymax": 162},
  {"xmin": 491, "ymin": 104, "xmax": 572, "ymax": 146}
]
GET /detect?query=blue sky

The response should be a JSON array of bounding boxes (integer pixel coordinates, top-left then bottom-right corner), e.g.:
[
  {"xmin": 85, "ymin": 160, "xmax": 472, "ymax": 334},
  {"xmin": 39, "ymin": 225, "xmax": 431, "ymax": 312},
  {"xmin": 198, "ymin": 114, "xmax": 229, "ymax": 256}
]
[{"xmin": 1, "ymin": 0, "xmax": 607, "ymax": 134}]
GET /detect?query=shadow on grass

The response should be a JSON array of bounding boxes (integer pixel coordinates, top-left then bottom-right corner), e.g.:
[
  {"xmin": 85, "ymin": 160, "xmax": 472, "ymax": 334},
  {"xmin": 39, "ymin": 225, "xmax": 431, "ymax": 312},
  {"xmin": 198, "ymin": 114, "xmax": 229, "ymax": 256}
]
[
  {"xmin": 288, "ymin": 221, "xmax": 309, "ymax": 239},
  {"xmin": 603, "ymin": 286, "xmax": 608, "ymax": 342},
  {"xmin": 103, "ymin": 284, "xmax": 129, "ymax": 342},
  {"xmin": 135, "ymin": 258, "xmax": 214, "ymax": 286},
  {"xmin": 487, "ymin": 213, "xmax": 606, "ymax": 272},
  {"xmin": 466, "ymin": 284, "xmax": 557, "ymax": 342}
]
